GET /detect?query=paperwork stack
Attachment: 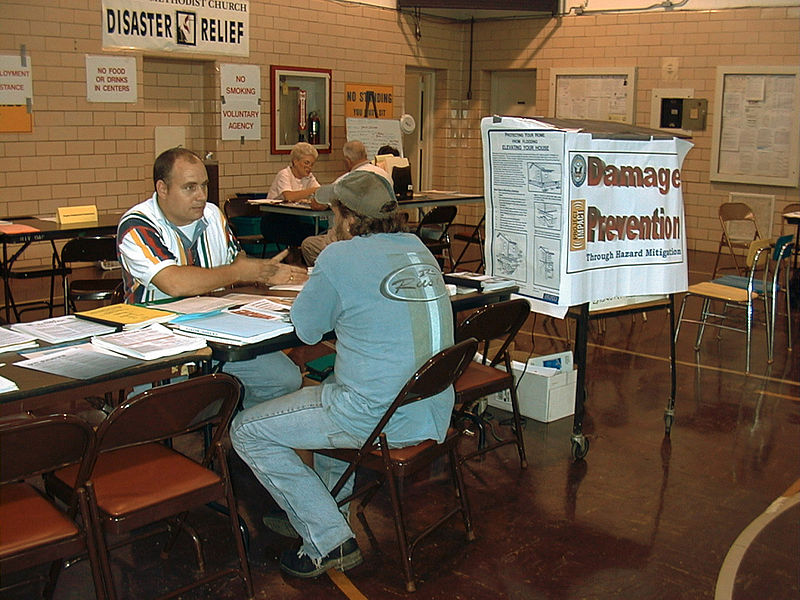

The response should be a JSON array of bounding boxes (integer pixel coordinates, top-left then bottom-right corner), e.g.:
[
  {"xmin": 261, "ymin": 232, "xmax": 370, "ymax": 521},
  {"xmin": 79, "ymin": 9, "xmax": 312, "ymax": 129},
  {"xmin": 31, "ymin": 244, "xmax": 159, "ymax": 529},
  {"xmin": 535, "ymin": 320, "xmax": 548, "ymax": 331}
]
[
  {"xmin": 76, "ymin": 304, "xmax": 176, "ymax": 330},
  {"xmin": 91, "ymin": 324, "xmax": 207, "ymax": 360},
  {"xmin": 443, "ymin": 271, "xmax": 517, "ymax": 292},
  {"xmin": 172, "ymin": 310, "xmax": 293, "ymax": 345}
]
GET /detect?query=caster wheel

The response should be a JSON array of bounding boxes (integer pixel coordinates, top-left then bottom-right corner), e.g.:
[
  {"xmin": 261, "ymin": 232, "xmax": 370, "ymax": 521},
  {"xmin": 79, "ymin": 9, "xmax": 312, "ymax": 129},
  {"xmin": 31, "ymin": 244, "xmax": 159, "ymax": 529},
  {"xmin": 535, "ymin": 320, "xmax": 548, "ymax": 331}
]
[
  {"xmin": 571, "ymin": 436, "xmax": 589, "ymax": 460},
  {"xmin": 664, "ymin": 411, "xmax": 675, "ymax": 435}
]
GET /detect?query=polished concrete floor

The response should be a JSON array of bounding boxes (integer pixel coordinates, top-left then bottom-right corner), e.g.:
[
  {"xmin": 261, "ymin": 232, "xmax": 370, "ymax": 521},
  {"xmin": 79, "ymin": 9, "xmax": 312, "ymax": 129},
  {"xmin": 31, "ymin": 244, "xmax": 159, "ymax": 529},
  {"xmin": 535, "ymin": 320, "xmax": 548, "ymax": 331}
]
[{"xmin": 3, "ymin": 250, "xmax": 798, "ymax": 599}]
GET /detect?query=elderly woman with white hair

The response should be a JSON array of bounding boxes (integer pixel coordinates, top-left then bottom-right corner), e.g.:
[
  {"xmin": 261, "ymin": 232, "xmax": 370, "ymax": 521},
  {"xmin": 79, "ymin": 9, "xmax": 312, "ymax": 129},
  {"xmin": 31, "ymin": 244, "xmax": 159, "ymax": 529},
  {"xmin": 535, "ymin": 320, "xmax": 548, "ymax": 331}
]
[
  {"xmin": 264, "ymin": 142, "xmax": 326, "ymax": 253},
  {"xmin": 267, "ymin": 142, "xmax": 321, "ymax": 204}
]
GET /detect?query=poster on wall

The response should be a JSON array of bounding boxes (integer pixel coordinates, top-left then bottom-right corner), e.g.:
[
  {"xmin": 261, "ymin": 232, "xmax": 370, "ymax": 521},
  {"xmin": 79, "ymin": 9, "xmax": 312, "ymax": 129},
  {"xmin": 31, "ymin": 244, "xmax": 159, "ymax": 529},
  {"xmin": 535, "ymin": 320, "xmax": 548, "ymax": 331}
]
[
  {"xmin": 0, "ymin": 54, "xmax": 33, "ymax": 133},
  {"xmin": 86, "ymin": 55, "xmax": 137, "ymax": 103},
  {"xmin": 344, "ymin": 84, "xmax": 393, "ymax": 118},
  {"xmin": 220, "ymin": 63, "xmax": 260, "ymax": 141},
  {"xmin": 102, "ymin": 0, "xmax": 249, "ymax": 58},
  {"xmin": 481, "ymin": 116, "xmax": 692, "ymax": 317}
]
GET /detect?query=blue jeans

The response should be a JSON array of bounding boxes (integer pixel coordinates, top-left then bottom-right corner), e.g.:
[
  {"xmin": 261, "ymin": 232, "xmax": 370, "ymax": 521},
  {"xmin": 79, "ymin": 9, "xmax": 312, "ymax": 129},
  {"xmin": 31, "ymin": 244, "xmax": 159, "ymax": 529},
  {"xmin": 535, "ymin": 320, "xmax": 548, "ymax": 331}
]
[
  {"xmin": 223, "ymin": 351, "xmax": 302, "ymax": 410},
  {"xmin": 129, "ymin": 352, "xmax": 301, "ymax": 408},
  {"xmin": 229, "ymin": 385, "xmax": 361, "ymax": 560}
]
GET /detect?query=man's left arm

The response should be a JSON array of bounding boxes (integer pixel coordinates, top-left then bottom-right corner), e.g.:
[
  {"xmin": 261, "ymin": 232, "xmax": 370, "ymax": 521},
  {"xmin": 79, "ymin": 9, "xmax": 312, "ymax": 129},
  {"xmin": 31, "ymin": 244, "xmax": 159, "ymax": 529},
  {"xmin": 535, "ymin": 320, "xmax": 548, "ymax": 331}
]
[{"xmin": 290, "ymin": 269, "xmax": 339, "ymax": 344}]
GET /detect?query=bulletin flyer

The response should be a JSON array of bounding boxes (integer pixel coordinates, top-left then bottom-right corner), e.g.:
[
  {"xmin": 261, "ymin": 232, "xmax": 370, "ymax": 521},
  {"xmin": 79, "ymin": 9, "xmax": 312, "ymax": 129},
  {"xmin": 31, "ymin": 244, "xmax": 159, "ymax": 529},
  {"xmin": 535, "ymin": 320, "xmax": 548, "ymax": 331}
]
[{"xmin": 481, "ymin": 117, "xmax": 692, "ymax": 316}]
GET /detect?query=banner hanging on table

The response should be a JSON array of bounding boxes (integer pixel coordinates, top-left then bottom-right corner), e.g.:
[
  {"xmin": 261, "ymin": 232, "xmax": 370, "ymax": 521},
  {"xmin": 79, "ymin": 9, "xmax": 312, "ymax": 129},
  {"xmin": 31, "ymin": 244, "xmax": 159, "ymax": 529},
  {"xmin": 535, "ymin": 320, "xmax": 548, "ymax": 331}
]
[
  {"xmin": 102, "ymin": 0, "xmax": 249, "ymax": 57},
  {"xmin": 481, "ymin": 116, "xmax": 692, "ymax": 315}
]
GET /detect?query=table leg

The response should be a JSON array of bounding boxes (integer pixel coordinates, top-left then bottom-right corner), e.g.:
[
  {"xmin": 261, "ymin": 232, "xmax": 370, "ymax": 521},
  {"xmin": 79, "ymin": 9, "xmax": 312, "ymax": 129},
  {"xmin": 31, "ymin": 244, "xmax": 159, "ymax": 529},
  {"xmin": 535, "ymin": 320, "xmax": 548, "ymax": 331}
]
[
  {"xmin": 664, "ymin": 294, "xmax": 677, "ymax": 435},
  {"xmin": 570, "ymin": 302, "xmax": 590, "ymax": 460}
]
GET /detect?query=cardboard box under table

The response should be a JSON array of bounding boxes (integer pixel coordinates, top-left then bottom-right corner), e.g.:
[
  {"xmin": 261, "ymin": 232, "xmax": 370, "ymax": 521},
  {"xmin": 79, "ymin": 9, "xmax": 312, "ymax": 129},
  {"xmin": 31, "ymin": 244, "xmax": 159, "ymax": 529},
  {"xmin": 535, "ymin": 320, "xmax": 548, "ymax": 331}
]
[{"xmin": 487, "ymin": 351, "xmax": 577, "ymax": 423}]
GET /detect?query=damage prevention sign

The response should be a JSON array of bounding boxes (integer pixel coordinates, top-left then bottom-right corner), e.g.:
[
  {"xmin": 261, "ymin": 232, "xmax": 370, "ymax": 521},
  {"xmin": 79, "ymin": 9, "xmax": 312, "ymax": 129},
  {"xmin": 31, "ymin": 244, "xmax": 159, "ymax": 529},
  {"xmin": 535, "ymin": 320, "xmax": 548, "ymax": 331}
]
[
  {"xmin": 481, "ymin": 117, "xmax": 692, "ymax": 313},
  {"xmin": 102, "ymin": 0, "xmax": 249, "ymax": 58}
]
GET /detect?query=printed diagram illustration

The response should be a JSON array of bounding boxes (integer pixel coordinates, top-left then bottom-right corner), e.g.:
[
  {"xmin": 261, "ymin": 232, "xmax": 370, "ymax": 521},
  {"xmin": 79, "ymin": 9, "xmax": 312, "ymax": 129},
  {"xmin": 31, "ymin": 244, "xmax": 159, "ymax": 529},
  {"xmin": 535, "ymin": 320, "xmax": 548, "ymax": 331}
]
[
  {"xmin": 535, "ymin": 202, "xmax": 561, "ymax": 231},
  {"xmin": 528, "ymin": 162, "xmax": 562, "ymax": 193},
  {"xmin": 535, "ymin": 238, "xmax": 560, "ymax": 287},
  {"xmin": 494, "ymin": 232, "xmax": 526, "ymax": 279}
]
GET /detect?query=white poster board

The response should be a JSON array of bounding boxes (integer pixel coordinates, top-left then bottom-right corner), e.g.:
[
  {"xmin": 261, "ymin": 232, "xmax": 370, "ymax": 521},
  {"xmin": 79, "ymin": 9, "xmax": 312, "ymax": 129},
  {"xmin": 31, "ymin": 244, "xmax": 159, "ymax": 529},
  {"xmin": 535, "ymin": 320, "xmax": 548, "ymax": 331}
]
[
  {"xmin": 710, "ymin": 66, "xmax": 800, "ymax": 187},
  {"xmin": 220, "ymin": 63, "xmax": 261, "ymax": 141},
  {"xmin": 549, "ymin": 67, "xmax": 637, "ymax": 124},
  {"xmin": 345, "ymin": 117, "xmax": 403, "ymax": 160},
  {"xmin": 85, "ymin": 55, "xmax": 137, "ymax": 103},
  {"xmin": 481, "ymin": 117, "xmax": 692, "ymax": 316}
]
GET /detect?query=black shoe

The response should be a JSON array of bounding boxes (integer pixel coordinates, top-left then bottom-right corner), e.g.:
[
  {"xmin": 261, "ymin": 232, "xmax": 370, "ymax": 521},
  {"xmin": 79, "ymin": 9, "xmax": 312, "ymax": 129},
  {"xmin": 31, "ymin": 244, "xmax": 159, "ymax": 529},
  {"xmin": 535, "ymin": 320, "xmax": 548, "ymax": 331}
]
[
  {"xmin": 262, "ymin": 510, "xmax": 300, "ymax": 539},
  {"xmin": 279, "ymin": 538, "xmax": 363, "ymax": 578}
]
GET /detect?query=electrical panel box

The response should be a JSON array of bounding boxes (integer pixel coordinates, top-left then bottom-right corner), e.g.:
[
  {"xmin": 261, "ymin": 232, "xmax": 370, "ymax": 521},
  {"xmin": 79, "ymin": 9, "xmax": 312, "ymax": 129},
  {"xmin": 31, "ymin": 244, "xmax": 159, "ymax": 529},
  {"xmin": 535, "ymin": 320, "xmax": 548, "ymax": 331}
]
[{"xmin": 659, "ymin": 97, "xmax": 707, "ymax": 131}]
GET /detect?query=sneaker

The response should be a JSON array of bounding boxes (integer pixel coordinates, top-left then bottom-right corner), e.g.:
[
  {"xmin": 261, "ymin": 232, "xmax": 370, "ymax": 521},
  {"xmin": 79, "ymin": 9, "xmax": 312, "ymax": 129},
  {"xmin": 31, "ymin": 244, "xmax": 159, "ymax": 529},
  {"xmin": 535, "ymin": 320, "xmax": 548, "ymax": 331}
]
[
  {"xmin": 279, "ymin": 538, "xmax": 363, "ymax": 578},
  {"xmin": 262, "ymin": 510, "xmax": 300, "ymax": 539}
]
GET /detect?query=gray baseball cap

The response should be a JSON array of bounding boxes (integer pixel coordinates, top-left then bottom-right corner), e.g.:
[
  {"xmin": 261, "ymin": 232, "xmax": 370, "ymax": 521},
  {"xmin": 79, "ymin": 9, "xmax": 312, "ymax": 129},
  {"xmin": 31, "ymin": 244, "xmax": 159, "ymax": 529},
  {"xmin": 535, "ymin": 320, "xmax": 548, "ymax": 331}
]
[{"xmin": 315, "ymin": 170, "xmax": 398, "ymax": 218}]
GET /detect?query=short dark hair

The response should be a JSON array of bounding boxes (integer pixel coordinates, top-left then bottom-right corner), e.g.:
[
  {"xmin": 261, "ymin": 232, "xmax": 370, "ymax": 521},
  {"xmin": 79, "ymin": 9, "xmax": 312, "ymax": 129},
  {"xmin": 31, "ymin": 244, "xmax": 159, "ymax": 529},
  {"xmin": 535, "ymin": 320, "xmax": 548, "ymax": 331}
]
[
  {"xmin": 331, "ymin": 199, "xmax": 407, "ymax": 237},
  {"xmin": 376, "ymin": 145, "xmax": 400, "ymax": 157},
  {"xmin": 153, "ymin": 147, "xmax": 203, "ymax": 190}
]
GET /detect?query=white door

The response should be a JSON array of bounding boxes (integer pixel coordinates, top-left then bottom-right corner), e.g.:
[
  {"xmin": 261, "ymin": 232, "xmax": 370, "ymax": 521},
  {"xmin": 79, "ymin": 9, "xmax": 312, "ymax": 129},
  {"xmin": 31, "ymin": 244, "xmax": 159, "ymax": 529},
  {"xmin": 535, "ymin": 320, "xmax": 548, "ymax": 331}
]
[{"xmin": 404, "ymin": 69, "xmax": 434, "ymax": 192}]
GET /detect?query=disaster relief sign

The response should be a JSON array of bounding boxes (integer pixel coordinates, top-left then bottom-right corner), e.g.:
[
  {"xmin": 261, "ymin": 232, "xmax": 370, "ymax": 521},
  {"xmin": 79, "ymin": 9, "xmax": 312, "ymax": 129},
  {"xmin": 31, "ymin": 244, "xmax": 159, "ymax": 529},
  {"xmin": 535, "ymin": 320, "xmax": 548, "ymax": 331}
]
[{"xmin": 102, "ymin": 0, "xmax": 249, "ymax": 58}]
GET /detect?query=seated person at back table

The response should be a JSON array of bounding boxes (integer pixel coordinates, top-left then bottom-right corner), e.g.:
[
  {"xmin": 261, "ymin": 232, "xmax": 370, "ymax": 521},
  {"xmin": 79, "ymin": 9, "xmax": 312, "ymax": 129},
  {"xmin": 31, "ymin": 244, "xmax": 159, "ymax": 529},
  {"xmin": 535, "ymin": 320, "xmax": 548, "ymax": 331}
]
[
  {"xmin": 117, "ymin": 147, "xmax": 308, "ymax": 409},
  {"xmin": 231, "ymin": 170, "xmax": 454, "ymax": 579},
  {"xmin": 265, "ymin": 142, "xmax": 326, "ymax": 250},
  {"xmin": 300, "ymin": 140, "xmax": 390, "ymax": 266}
]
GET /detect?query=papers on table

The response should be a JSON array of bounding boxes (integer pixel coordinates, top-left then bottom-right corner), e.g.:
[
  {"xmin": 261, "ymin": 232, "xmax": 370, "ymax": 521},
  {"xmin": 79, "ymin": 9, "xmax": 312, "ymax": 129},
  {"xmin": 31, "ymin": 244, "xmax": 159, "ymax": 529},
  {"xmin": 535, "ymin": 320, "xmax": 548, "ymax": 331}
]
[
  {"xmin": 0, "ymin": 223, "xmax": 40, "ymax": 234},
  {"xmin": 76, "ymin": 304, "xmax": 176, "ymax": 329},
  {"xmin": 443, "ymin": 271, "xmax": 517, "ymax": 292},
  {"xmin": 91, "ymin": 324, "xmax": 207, "ymax": 360},
  {"xmin": 11, "ymin": 316, "xmax": 117, "ymax": 344},
  {"xmin": 268, "ymin": 284, "xmax": 305, "ymax": 292},
  {"xmin": 0, "ymin": 374, "xmax": 18, "ymax": 394},
  {"xmin": 0, "ymin": 326, "xmax": 39, "ymax": 353},
  {"xmin": 152, "ymin": 295, "xmax": 246, "ymax": 314},
  {"xmin": 14, "ymin": 343, "xmax": 141, "ymax": 380},
  {"xmin": 227, "ymin": 297, "xmax": 292, "ymax": 318},
  {"xmin": 172, "ymin": 311, "xmax": 294, "ymax": 345}
]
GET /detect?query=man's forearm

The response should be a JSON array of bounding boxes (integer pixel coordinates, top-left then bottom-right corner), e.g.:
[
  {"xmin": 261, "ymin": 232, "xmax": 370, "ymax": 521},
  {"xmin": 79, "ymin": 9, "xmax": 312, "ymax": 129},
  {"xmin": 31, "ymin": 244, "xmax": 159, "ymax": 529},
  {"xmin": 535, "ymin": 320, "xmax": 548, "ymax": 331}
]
[{"xmin": 151, "ymin": 264, "xmax": 241, "ymax": 298}]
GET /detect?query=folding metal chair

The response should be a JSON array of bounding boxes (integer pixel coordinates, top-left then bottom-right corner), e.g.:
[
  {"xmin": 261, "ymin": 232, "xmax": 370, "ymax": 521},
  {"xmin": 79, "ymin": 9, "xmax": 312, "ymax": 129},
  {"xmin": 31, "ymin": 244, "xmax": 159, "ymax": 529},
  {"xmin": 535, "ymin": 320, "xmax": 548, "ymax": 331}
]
[
  {"xmin": 0, "ymin": 414, "xmax": 105, "ymax": 599},
  {"xmin": 313, "ymin": 338, "xmax": 478, "ymax": 592},
  {"xmin": 711, "ymin": 202, "xmax": 761, "ymax": 278},
  {"xmin": 61, "ymin": 236, "xmax": 122, "ymax": 314},
  {"xmin": 46, "ymin": 373, "xmax": 253, "ymax": 600}
]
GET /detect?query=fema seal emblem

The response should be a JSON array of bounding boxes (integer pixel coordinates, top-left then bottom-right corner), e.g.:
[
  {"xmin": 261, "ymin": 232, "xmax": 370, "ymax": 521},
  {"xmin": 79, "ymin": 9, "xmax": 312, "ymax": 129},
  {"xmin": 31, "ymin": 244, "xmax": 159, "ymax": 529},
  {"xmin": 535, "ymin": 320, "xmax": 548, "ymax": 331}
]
[{"xmin": 570, "ymin": 154, "xmax": 586, "ymax": 187}]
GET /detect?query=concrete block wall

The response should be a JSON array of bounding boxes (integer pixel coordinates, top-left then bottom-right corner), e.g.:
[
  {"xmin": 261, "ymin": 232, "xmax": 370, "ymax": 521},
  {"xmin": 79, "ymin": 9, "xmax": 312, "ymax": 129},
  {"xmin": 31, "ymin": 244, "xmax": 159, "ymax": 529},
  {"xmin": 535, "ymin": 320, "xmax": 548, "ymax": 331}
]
[
  {"xmin": 466, "ymin": 6, "xmax": 800, "ymax": 252},
  {"xmin": 2, "ymin": 2, "xmax": 798, "ymax": 267}
]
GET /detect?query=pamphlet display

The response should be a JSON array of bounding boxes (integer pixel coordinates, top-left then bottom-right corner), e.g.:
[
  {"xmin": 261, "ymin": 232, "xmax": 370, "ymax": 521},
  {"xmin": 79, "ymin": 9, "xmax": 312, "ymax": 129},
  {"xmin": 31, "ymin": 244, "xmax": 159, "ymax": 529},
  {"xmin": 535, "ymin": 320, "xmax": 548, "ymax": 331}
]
[{"xmin": 481, "ymin": 116, "xmax": 692, "ymax": 316}]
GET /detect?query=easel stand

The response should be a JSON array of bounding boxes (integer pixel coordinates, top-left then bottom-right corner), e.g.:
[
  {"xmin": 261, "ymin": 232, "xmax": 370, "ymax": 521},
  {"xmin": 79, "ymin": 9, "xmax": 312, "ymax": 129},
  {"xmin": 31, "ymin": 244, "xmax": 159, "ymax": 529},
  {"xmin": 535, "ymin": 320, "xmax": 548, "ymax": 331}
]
[{"xmin": 567, "ymin": 295, "xmax": 677, "ymax": 460}]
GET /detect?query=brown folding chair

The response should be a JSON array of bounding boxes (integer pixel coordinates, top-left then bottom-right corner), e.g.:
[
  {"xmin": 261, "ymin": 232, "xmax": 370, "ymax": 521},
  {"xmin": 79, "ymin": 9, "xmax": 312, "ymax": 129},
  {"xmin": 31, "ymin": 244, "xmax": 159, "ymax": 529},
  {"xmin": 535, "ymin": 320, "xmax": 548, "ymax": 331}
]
[
  {"xmin": 61, "ymin": 236, "xmax": 123, "ymax": 314},
  {"xmin": 414, "ymin": 205, "xmax": 458, "ymax": 270},
  {"xmin": 46, "ymin": 373, "xmax": 253, "ymax": 600},
  {"xmin": 0, "ymin": 414, "xmax": 105, "ymax": 600},
  {"xmin": 223, "ymin": 196, "xmax": 269, "ymax": 258},
  {"xmin": 453, "ymin": 298, "xmax": 530, "ymax": 468},
  {"xmin": 712, "ymin": 202, "xmax": 762, "ymax": 278},
  {"xmin": 452, "ymin": 215, "xmax": 485, "ymax": 272},
  {"xmin": 314, "ymin": 338, "xmax": 478, "ymax": 592}
]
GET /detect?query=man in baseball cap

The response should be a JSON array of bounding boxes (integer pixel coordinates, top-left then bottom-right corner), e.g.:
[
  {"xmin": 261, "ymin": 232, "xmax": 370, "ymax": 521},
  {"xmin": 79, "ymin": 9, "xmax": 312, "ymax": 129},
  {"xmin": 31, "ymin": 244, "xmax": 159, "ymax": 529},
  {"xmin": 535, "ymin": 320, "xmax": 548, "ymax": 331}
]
[{"xmin": 231, "ymin": 169, "xmax": 454, "ymax": 579}]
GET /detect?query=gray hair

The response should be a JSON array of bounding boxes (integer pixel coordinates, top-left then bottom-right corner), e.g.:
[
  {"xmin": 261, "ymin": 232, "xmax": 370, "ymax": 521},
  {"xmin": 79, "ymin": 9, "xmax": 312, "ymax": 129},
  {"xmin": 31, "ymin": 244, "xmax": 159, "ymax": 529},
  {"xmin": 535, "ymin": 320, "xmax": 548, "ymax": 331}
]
[
  {"xmin": 290, "ymin": 142, "xmax": 319, "ymax": 163},
  {"xmin": 342, "ymin": 140, "xmax": 367, "ymax": 163}
]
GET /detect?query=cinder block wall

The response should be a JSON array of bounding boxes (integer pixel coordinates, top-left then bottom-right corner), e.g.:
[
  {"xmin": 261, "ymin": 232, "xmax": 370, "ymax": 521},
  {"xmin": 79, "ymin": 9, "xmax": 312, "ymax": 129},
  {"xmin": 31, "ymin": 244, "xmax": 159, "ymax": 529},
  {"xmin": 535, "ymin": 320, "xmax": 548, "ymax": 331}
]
[
  {"xmin": 466, "ymin": 6, "xmax": 800, "ymax": 252},
  {"xmin": 1, "ymin": 2, "xmax": 797, "ymax": 267}
]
